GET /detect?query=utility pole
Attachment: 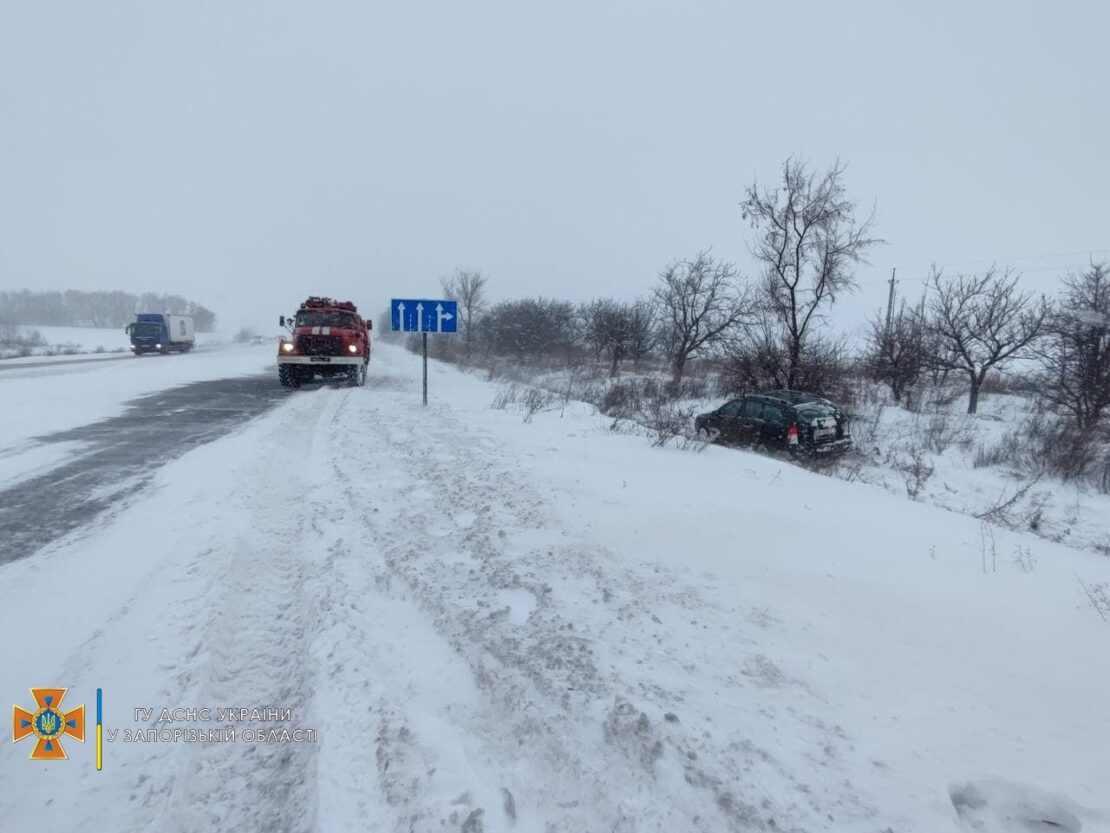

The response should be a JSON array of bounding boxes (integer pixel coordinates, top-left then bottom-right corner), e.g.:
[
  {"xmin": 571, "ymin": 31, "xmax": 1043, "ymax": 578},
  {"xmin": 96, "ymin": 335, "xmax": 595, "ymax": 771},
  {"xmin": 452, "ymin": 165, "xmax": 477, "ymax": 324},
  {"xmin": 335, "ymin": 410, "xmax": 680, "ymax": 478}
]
[
  {"xmin": 422, "ymin": 332, "xmax": 428, "ymax": 406},
  {"xmin": 884, "ymin": 267, "xmax": 898, "ymax": 337}
]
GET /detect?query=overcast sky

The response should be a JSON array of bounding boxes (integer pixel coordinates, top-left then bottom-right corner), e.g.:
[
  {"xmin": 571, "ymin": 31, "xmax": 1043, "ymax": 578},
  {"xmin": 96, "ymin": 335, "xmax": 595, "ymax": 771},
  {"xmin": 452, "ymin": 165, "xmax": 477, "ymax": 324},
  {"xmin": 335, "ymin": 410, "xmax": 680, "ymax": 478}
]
[{"xmin": 2, "ymin": 0, "xmax": 1107, "ymax": 335}]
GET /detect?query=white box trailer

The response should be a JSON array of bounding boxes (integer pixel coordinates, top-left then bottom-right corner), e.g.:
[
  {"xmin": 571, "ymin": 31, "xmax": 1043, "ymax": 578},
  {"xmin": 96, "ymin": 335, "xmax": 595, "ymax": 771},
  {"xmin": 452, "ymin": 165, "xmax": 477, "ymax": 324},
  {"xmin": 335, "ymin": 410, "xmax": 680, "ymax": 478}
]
[{"xmin": 164, "ymin": 315, "xmax": 195, "ymax": 346}]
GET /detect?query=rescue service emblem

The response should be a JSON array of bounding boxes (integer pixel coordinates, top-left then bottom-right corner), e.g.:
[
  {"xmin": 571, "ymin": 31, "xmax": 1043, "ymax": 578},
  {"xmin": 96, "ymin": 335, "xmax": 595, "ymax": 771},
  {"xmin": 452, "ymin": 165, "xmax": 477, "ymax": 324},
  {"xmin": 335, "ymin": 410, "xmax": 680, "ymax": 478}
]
[{"xmin": 12, "ymin": 688, "xmax": 85, "ymax": 760}]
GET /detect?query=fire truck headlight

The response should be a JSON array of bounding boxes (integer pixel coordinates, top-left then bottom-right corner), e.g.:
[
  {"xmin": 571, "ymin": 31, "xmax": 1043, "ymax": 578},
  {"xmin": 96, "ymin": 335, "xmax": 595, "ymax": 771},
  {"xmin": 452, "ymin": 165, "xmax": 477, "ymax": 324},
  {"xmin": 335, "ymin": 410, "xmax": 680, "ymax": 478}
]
[
  {"xmin": 282, "ymin": 342, "xmax": 294, "ymax": 352},
  {"xmin": 348, "ymin": 344, "xmax": 358, "ymax": 354}
]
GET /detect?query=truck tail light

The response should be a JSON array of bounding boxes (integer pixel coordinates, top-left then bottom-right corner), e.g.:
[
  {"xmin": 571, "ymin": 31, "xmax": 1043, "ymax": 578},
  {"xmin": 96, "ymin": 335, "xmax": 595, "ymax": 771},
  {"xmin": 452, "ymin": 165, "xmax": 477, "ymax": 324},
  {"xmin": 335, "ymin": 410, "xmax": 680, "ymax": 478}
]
[{"xmin": 787, "ymin": 424, "xmax": 799, "ymax": 445}]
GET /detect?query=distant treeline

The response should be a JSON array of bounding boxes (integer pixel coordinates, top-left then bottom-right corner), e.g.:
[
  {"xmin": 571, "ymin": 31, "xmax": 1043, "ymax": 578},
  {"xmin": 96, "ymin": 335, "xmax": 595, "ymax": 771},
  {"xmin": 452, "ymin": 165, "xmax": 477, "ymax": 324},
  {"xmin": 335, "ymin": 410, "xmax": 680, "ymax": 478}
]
[{"xmin": 0, "ymin": 290, "xmax": 217, "ymax": 331}]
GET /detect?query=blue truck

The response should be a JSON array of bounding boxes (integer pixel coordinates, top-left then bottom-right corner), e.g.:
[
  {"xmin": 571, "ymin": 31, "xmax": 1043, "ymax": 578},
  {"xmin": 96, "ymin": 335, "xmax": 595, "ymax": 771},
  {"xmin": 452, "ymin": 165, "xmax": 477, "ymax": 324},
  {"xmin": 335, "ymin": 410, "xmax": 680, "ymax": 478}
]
[{"xmin": 125, "ymin": 314, "xmax": 196, "ymax": 354}]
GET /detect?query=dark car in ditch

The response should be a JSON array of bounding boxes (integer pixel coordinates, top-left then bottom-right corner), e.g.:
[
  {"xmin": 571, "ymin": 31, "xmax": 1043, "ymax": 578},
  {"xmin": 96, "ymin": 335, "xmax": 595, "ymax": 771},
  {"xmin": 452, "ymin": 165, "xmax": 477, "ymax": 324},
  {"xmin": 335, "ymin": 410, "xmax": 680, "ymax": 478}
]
[{"xmin": 694, "ymin": 390, "xmax": 853, "ymax": 456}]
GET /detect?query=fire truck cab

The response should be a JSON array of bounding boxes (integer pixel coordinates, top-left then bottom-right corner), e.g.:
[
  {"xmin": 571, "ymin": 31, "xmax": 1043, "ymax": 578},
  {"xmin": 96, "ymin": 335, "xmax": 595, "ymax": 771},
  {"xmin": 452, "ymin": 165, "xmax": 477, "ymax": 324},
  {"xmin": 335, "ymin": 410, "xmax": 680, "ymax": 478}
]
[{"xmin": 278, "ymin": 297, "xmax": 371, "ymax": 388}]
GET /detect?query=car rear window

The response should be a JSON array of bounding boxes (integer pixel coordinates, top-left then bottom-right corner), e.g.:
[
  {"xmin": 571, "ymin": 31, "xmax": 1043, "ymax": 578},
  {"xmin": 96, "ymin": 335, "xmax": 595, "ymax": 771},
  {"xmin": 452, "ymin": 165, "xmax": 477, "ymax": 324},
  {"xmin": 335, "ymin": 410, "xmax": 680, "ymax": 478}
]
[{"xmin": 795, "ymin": 402, "xmax": 837, "ymax": 420}]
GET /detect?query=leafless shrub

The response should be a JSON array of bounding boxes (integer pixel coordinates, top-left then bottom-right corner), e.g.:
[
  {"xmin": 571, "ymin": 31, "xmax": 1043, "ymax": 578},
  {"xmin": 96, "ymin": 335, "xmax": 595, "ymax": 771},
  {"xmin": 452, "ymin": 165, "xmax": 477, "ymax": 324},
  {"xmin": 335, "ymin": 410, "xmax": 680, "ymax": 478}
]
[
  {"xmin": 478, "ymin": 298, "xmax": 578, "ymax": 361},
  {"xmin": 490, "ymin": 385, "xmax": 519, "ymax": 411},
  {"xmin": 670, "ymin": 373, "xmax": 710, "ymax": 401},
  {"xmin": 973, "ymin": 441, "xmax": 1010, "ymax": 469},
  {"xmin": 843, "ymin": 384, "xmax": 888, "ymax": 448},
  {"xmin": 1023, "ymin": 491, "xmax": 1051, "ymax": 533},
  {"xmin": 1023, "ymin": 416, "xmax": 1101, "ymax": 480},
  {"xmin": 641, "ymin": 396, "xmax": 694, "ymax": 448},
  {"xmin": 1012, "ymin": 544, "xmax": 1036, "ymax": 573},
  {"xmin": 1075, "ymin": 576, "xmax": 1110, "ymax": 622},
  {"xmin": 721, "ymin": 326, "xmax": 851, "ymax": 399},
  {"xmin": 520, "ymin": 387, "xmax": 557, "ymax": 423},
  {"xmin": 1094, "ymin": 448, "xmax": 1110, "ymax": 495},
  {"xmin": 678, "ymin": 433, "xmax": 713, "ymax": 453},
  {"xmin": 979, "ymin": 522, "xmax": 998, "ymax": 574},
  {"xmin": 893, "ymin": 447, "xmax": 934, "ymax": 499},
  {"xmin": 599, "ymin": 381, "xmax": 643, "ymax": 419},
  {"xmin": 43, "ymin": 342, "xmax": 81, "ymax": 356},
  {"xmin": 922, "ymin": 383, "xmax": 963, "ymax": 411},
  {"xmin": 597, "ymin": 377, "xmax": 696, "ymax": 447},
  {"xmin": 919, "ymin": 411, "xmax": 974, "ymax": 455},
  {"xmin": 971, "ymin": 411, "xmax": 1106, "ymax": 489},
  {"xmin": 974, "ymin": 475, "xmax": 1044, "ymax": 526},
  {"xmin": 0, "ymin": 322, "xmax": 45, "ymax": 354},
  {"xmin": 561, "ymin": 374, "xmax": 604, "ymax": 417},
  {"xmin": 605, "ymin": 418, "xmax": 641, "ymax": 437}
]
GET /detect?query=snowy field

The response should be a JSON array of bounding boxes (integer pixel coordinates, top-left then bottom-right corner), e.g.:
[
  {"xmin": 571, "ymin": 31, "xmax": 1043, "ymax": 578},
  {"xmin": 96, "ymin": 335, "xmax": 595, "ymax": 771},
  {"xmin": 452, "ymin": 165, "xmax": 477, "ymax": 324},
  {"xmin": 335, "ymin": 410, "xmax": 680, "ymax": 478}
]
[
  {"xmin": 0, "ymin": 324, "xmax": 229, "ymax": 359},
  {"xmin": 495, "ymin": 360, "xmax": 1110, "ymax": 559},
  {"xmin": 1, "ymin": 343, "xmax": 1108, "ymax": 832}
]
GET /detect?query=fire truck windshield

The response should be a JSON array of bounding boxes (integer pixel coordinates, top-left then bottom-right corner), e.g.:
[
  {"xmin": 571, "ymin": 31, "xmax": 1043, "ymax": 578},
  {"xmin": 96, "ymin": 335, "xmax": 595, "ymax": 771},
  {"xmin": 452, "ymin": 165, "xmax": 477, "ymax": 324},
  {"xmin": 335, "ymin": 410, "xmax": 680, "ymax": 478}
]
[{"xmin": 295, "ymin": 312, "xmax": 357, "ymax": 329}]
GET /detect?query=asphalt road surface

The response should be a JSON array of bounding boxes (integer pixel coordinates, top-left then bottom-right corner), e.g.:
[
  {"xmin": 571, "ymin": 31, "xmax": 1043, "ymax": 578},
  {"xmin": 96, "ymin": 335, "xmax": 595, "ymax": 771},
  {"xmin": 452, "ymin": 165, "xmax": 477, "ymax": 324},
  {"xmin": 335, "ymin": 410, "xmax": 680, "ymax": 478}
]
[
  {"xmin": 0, "ymin": 374, "xmax": 286, "ymax": 564},
  {"xmin": 0, "ymin": 354, "xmax": 133, "ymax": 372}
]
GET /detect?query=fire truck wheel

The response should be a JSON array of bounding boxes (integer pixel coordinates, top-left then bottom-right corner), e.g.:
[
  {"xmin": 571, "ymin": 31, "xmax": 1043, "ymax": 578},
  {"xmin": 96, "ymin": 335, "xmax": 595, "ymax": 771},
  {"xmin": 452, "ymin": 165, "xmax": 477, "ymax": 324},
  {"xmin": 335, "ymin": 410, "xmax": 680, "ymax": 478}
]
[
  {"xmin": 279, "ymin": 365, "xmax": 300, "ymax": 388},
  {"xmin": 346, "ymin": 363, "xmax": 366, "ymax": 387}
]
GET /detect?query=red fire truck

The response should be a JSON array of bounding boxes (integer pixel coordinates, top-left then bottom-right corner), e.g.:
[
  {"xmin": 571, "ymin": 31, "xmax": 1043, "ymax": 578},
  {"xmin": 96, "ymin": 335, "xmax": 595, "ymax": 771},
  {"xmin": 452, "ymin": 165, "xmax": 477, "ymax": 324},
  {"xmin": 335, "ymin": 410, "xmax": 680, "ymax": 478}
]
[{"xmin": 277, "ymin": 297, "xmax": 371, "ymax": 388}]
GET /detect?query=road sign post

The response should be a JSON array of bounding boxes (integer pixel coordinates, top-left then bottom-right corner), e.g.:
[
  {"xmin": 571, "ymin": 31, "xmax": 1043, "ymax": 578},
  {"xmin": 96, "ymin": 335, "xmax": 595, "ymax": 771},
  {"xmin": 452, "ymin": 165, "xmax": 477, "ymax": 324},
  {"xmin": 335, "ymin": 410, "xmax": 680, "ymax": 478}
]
[{"xmin": 391, "ymin": 298, "xmax": 458, "ymax": 406}]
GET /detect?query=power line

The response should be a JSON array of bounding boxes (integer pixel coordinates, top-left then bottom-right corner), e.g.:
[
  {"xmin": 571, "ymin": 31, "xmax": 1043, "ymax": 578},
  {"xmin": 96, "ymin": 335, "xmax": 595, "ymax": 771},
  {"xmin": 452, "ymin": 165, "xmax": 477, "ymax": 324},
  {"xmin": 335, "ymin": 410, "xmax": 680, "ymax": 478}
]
[
  {"xmin": 893, "ymin": 247, "xmax": 1110, "ymax": 274},
  {"xmin": 857, "ymin": 249, "xmax": 1109, "ymax": 288}
]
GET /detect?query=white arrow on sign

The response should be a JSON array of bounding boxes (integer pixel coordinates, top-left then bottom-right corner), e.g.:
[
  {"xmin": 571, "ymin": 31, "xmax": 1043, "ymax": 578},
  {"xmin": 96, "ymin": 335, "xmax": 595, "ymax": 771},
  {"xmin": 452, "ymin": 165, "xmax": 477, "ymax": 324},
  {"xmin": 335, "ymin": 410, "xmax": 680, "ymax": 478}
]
[
  {"xmin": 396, "ymin": 301, "xmax": 406, "ymax": 327},
  {"xmin": 415, "ymin": 302, "xmax": 425, "ymax": 332},
  {"xmin": 436, "ymin": 303, "xmax": 454, "ymax": 331}
]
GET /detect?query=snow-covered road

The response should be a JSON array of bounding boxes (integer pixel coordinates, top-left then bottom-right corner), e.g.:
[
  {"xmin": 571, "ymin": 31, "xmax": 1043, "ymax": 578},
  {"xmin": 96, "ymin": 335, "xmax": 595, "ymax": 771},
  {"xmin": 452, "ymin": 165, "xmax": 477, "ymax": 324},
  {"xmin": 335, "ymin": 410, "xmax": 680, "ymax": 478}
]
[
  {"xmin": 1, "ymin": 344, "xmax": 1108, "ymax": 832},
  {"xmin": 0, "ymin": 374, "xmax": 284, "ymax": 564}
]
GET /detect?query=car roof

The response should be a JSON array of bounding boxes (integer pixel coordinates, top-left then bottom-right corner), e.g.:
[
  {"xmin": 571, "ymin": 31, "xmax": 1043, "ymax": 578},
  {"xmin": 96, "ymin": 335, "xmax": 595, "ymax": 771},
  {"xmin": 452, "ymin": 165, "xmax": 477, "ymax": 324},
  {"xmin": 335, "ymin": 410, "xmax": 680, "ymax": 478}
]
[{"xmin": 758, "ymin": 390, "xmax": 824, "ymax": 405}]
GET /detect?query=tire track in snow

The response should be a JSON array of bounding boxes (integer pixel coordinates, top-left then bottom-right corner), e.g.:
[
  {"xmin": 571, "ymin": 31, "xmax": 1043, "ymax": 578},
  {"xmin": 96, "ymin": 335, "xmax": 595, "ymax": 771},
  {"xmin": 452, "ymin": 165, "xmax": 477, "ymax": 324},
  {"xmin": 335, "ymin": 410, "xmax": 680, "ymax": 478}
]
[
  {"xmin": 317, "ymin": 357, "xmax": 875, "ymax": 832},
  {"xmin": 121, "ymin": 393, "xmax": 336, "ymax": 833}
]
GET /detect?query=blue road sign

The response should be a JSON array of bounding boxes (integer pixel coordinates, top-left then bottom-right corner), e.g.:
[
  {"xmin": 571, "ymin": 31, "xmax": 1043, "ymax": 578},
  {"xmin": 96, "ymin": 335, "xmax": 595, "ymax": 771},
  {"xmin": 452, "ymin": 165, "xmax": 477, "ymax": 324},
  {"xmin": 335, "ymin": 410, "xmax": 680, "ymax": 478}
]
[{"xmin": 391, "ymin": 299, "xmax": 458, "ymax": 333}]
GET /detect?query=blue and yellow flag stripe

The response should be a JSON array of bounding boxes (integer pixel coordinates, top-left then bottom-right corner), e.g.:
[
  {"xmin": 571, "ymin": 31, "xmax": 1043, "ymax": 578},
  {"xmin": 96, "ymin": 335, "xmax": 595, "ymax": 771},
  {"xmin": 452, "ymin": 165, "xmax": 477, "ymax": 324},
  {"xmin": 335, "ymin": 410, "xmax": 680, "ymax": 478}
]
[{"xmin": 96, "ymin": 688, "xmax": 102, "ymax": 771}]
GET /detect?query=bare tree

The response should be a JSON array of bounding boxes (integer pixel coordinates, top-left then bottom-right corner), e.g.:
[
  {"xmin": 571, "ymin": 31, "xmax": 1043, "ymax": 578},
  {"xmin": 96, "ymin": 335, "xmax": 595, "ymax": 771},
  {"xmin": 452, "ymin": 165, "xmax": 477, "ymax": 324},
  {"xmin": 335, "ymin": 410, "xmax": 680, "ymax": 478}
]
[
  {"xmin": 579, "ymin": 298, "xmax": 657, "ymax": 377},
  {"xmin": 653, "ymin": 251, "xmax": 751, "ymax": 384},
  {"xmin": 924, "ymin": 267, "xmax": 1049, "ymax": 414},
  {"xmin": 742, "ymin": 157, "xmax": 881, "ymax": 389},
  {"xmin": 440, "ymin": 268, "xmax": 488, "ymax": 344},
  {"xmin": 0, "ymin": 289, "xmax": 216, "ymax": 330},
  {"xmin": 624, "ymin": 299, "xmax": 657, "ymax": 367},
  {"xmin": 1034, "ymin": 262, "xmax": 1110, "ymax": 430},
  {"xmin": 478, "ymin": 297, "xmax": 576, "ymax": 359},
  {"xmin": 579, "ymin": 299, "xmax": 616, "ymax": 362},
  {"xmin": 867, "ymin": 296, "xmax": 928, "ymax": 404}
]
